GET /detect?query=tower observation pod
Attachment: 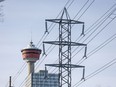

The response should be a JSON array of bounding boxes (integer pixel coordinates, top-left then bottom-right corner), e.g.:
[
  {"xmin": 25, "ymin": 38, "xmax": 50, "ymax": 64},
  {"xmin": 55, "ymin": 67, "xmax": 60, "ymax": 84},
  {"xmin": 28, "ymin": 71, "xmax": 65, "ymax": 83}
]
[{"xmin": 21, "ymin": 41, "xmax": 41, "ymax": 74}]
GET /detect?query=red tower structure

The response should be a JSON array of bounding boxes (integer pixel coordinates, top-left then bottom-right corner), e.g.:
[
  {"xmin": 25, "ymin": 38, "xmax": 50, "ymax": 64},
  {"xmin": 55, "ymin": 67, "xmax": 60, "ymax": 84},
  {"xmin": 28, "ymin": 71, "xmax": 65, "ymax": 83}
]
[{"xmin": 21, "ymin": 41, "xmax": 41, "ymax": 74}]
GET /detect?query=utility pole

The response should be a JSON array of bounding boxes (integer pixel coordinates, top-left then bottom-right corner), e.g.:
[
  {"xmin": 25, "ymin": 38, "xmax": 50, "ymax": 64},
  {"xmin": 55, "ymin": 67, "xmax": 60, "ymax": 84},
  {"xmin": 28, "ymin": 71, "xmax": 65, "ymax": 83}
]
[
  {"xmin": 43, "ymin": 7, "xmax": 87, "ymax": 87},
  {"xmin": 9, "ymin": 76, "xmax": 12, "ymax": 87}
]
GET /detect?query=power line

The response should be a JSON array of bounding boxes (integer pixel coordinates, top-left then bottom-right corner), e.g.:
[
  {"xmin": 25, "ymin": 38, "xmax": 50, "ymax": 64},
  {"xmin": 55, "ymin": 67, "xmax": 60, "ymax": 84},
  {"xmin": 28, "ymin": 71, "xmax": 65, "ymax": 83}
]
[
  {"xmin": 48, "ymin": 7, "xmax": 116, "ymax": 75},
  {"xmin": 36, "ymin": 0, "xmax": 95, "ymax": 73},
  {"xmin": 38, "ymin": 0, "xmax": 98, "ymax": 81},
  {"xmin": 36, "ymin": 4, "xmax": 116, "ymax": 87},
  {"xmin": 72, "ymin": 7, "xmax": 116, "ymax": 59},
  {"xmin": 67, "ymin": 24, "xmax": 116, "ymax": 87},
  {"xmin": 36, "ymin": 0, "xmax": 75, "ymax": 47},
  {"xmin": 12, "ymin": 63, "xmax": 26, "ymax": 82},
  {"xmin": 70, "ymin": 15, "xmax": 116, "ymax": 70},
  {"xmin": 18, "ymin": 76, "xmax": 29, "ymax": 87},
  {"xmin": 15, "ymin": 0, "xmax": 116, "ymax": 87},
  {"xmin": 36, "ymin": 0, "xmax": 92, "ymax": 48},
  {"xmin": 74, "ymin": 0, "xmax": 95, "ymax": 20},
  {"xmin": 73, "ymin": 3, "xmax": 116, "ymax": 44},
  {"xmin": 73, "ymin": 58, "xmax": 116, "ymax": 87},
  {"xmin": 72, "ymin": 0, "xmax": 89, "ymax": 20},
  {"xmin": 50, "ymin": 32, "xmax": 116, "ymax": 74},
  {"xmin": 72, "ymin": 25, "xmax": 116, "ymax": 87},
  {"xmin": 42, "ymin": 2, "xmax": 116, "ymax": 74},
  {"xmin": 74, "ymin": 33, "xmax": 116, "ymax": 66},
  {"xmin": 85, "ymin": 3, "xmax": 116, "ymax": 34},
  {"xmin": 35, "ymin": 0, "xmax": 93, "ymax": 73},
  {"xmin": 87, "ymin": 34, "xmax": 116, "ymax": 57},
  {"xmin": 17, "ymin": 0, "xmax": 75, "ymax": 87},
  {"xmin": 5, "ymin": 63, "xmax": 26, "ymax": 87}
]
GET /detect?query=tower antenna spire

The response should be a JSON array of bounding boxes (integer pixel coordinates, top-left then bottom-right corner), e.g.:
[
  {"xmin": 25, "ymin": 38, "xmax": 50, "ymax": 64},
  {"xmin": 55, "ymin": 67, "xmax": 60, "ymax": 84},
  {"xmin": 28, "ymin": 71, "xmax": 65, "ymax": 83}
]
[{"xmin": 31, "ymin": 31, "xmax": 32, "ymax": 43}]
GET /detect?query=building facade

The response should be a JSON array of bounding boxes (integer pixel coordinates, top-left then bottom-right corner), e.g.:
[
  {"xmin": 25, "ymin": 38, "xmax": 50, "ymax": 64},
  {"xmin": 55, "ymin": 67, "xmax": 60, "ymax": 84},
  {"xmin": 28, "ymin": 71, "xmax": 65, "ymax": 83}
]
[{"xmin": 25, "ymin": 70, "xmax": 59, "ymax": 87}]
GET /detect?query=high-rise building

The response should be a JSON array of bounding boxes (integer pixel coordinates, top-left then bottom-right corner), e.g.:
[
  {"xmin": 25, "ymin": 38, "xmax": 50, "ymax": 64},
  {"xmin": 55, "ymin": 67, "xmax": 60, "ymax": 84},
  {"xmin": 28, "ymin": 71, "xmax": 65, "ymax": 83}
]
[{"xmin": 25, "ymin": 70, "xmax": 59, "ymax": 87}]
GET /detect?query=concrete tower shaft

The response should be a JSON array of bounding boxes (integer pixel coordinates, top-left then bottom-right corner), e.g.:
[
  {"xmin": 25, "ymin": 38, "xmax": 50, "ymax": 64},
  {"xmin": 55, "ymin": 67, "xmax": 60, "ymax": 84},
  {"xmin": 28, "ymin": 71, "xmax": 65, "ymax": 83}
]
[
  {"xmin": 21, "ymin": 41, "xmax": 41, "ymax": 74},
  {"xmin": 27, "ymin": 61, "xmax": 35, "ymax": 74}
]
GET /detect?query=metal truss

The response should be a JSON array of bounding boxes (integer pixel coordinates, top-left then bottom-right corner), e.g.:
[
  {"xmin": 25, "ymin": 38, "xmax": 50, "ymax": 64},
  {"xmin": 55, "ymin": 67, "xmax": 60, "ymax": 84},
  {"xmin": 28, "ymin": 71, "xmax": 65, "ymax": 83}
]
[{"xmin": 43, "ymin": 7, "xmax": 87, "ymax": 87}]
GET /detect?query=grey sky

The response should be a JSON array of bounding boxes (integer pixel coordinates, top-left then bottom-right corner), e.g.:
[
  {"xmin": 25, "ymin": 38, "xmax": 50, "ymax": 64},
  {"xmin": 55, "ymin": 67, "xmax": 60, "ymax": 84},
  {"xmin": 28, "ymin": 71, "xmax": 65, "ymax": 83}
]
[{"xmin": 0, "ymin": 0, "xmax": 116, "ymax": 87}]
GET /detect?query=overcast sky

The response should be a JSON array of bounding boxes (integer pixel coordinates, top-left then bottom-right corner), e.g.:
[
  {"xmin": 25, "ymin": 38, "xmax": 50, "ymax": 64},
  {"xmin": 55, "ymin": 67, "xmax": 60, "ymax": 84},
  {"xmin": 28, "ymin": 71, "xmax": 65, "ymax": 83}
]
[{"xmin": 0, "ymin": 0, "xmax": 116, "ymax": 87}]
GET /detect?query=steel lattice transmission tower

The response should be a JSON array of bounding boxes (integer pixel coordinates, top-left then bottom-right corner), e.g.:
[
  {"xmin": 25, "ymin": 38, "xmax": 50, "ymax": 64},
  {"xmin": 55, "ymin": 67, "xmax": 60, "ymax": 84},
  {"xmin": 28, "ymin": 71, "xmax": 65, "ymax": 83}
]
[{"xmin": 43, "ymin": 7, "xmax": 87, "ymax": 87}]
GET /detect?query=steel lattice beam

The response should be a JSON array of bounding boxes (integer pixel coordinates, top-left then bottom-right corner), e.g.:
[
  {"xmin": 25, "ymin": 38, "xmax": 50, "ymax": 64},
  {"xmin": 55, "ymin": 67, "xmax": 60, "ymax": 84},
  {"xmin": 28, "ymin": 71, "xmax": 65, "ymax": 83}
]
[{"xmin": 43, "ymin": 7, "xmax": 87, "ymax": 87}]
